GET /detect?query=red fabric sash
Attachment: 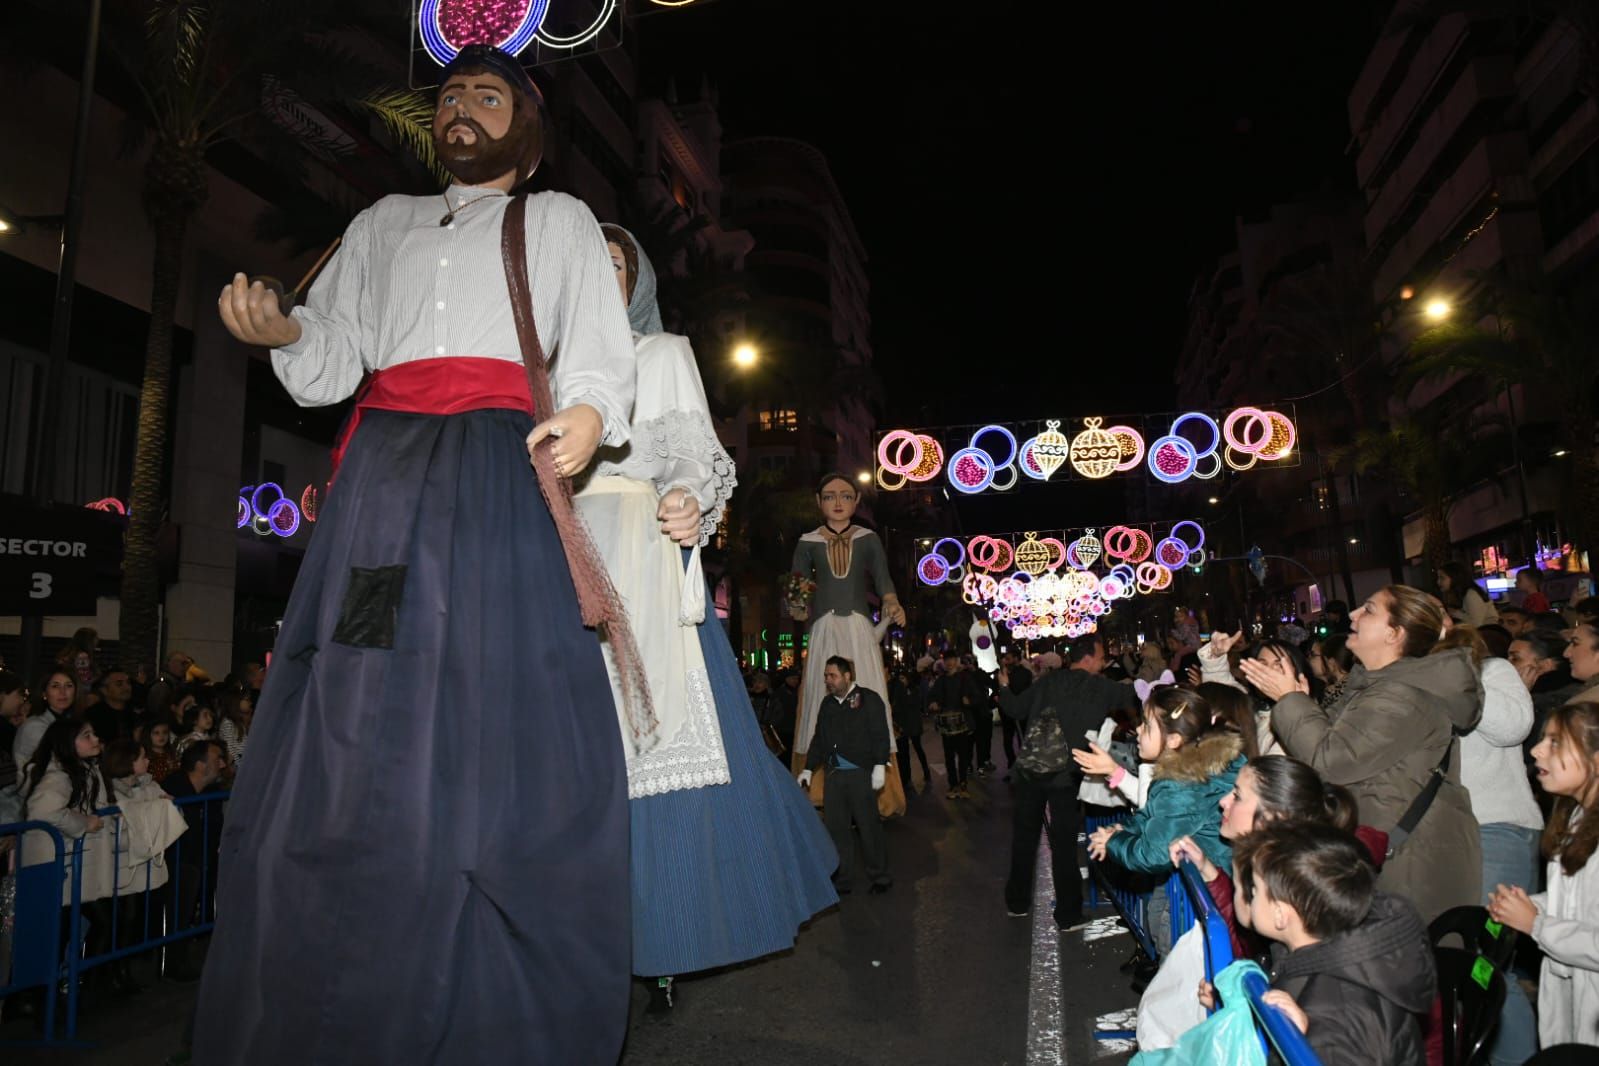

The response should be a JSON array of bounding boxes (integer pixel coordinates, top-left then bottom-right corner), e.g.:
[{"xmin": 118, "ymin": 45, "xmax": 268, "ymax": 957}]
[{"xmin": 330, "ymin": 357, "xmax": 534, "ymax": 476}]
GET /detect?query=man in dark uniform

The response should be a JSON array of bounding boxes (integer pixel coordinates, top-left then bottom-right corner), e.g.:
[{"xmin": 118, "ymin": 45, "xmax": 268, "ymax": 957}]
[
  {"xmin": 799, "ymin": 656, "xmax": 891, "ymax": 894},
  {"xmin": 927, "ymin": 649, "xmax": 981, "ymax": 798}
]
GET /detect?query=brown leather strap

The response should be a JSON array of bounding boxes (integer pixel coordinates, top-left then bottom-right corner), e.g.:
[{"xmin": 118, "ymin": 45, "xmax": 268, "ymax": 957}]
[{"xmin": 501, "ymin": 195, "xmax": 655, "ymax": 744}]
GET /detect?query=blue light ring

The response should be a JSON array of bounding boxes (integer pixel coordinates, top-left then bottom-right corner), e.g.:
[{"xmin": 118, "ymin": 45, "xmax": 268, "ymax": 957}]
[
  {"xmin": 932, "ymin": 537, "xmax": 967, "ymax": 568},
  {"xmin": 1169, "ymin": 412, "xmax": 1220, "ymax": 458},
  {"xmin": 969, "ymin": 424, "xmax": 1018, "ymax": 470},
  {"xmin": 1147, "ymin": 435, "xmax": 1198, "ymax": 484},
  {"xmin": 947, "ymin": 447, "xmax": 996, "ymax": 494}
]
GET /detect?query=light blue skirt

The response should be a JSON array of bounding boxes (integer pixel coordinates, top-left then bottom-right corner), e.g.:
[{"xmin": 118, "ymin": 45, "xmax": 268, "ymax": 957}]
[{"xmin": 629, "ymin": 558, "xmax": 839, "ymax": 976}]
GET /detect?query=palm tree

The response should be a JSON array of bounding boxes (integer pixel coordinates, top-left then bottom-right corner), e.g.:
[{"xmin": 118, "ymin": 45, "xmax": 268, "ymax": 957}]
[
  {"xmin": 1330, "ymin": 410, "xmax": 1511, "ymax": 569},
  {"xmin": 112, "ymin": 0, "xmax": 435, "ymax": 667},
  {"xmin": 1401, "ymin": 275, "xmax": 1599, "ymax": 562}
]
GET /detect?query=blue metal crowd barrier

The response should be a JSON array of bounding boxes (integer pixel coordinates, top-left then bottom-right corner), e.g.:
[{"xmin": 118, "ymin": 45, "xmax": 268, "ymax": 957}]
[
  {"xmin": 0, "ymin": 790, "xmax": 229, "ymax": 1044},
  {"xmin": 1239, "ymin": 966, "xmax": 1324, "ymax": 1066}
]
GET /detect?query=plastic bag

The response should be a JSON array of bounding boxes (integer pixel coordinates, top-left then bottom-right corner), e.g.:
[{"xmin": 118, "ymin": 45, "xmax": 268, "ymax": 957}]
[
  {"xmin": 1136, "ymin": 924, "xmax": 1210, "ymax": 1049},
  {"xmin": 1130, "ymin": 959, "xmax": 1267, "ymax": 1066}
]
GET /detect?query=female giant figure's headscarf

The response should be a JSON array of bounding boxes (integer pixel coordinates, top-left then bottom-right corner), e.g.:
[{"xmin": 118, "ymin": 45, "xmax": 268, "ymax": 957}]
[{"xmin": 599, "ymin": 224, "xmax": 664, "ymax": 336}]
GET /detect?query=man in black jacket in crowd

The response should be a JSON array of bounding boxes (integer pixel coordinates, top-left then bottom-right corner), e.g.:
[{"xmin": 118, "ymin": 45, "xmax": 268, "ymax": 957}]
[
  {"xmin": 927, "ymin": 649, "xmax": 982, "ymax": 799},
  {"xmin": 996, "ymin": 635, "xmax": 1138, "ymax": 928},
  {"xmin": 799, "ymin": 656, "xmax": 892, "ymax": 894}
]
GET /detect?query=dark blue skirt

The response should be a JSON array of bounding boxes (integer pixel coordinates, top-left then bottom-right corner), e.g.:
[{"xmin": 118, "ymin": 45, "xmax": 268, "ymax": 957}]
[
  {"xmin": 628, "ymin": 558, "xmax": 838, "ymax": 976},
  {"xmin": 195, "ymin": 409, "xmax": 629, "ymax": 1066}
]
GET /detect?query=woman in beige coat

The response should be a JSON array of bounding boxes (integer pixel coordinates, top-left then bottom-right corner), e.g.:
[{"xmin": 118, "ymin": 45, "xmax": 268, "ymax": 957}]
[
  {"xmin": 1241, "ymin": 584, "xmax": 1483, "ymax": 923},
  {"xmin": 20, "ymin": 717, "xmax": 119, "ymax": 967}
]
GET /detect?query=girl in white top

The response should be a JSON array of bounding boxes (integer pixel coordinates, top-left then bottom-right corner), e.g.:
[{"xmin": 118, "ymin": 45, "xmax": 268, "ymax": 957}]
[{"xmin": 1491, "ymin": 700, "xmax": 1599, "ymax": 1048}]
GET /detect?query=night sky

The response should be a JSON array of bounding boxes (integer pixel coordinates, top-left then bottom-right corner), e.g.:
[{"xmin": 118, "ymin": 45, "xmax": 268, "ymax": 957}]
[{"xmin": 635, "ymin": 1, "xmax": 1384, "ymax": 534}]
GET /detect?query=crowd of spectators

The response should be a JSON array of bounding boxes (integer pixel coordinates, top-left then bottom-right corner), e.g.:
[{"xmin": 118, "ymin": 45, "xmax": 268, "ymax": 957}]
[
  {"xmin": 0, "ymin": 630, "xmax": 260, "ymax": 1021},
  {"xmin": 1011, "ymin": 581, "xmax": 1599, "ymax": 1064}
]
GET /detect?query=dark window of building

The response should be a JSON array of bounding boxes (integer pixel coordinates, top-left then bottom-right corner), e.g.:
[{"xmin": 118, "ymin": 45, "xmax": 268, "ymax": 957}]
[
  {"xmin": 263, "ymin": 460, "xmax": 287, "ymax": 487},
  {"xmin": 582, "ymin": 57, "xmax": 633, "ymax": 126},
  {"xmin": 749, "ymin": 222, "xmax": 828, "ymax": 260},
  {"xmin": 751, "ymin": 264, "xmax": 829, "ymax": 307},
  {"xmin": 564, "ymin": 110, "xmax": 633, "ymax": 191},
  {"xmin": 1540, "ymin": 138, "xmax": 1599, "ymax": 247}
]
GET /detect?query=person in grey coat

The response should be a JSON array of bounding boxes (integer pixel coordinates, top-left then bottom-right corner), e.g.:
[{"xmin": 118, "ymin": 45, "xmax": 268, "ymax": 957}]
[{"xmin": 1241, "ymin": 585, "xmax": 1483, "ymax": 923}]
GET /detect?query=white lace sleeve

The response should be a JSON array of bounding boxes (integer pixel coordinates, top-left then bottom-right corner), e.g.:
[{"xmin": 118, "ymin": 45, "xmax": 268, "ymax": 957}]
[{"xmin": 628, "ymin": 333, "xmax": 738, "ymax": 545}]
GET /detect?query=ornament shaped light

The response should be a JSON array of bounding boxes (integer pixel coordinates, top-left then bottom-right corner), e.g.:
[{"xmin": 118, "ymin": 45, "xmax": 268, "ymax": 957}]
[{"xmin": 1069, "ymin": 418, "xmax": 1122, "ymax": 479}]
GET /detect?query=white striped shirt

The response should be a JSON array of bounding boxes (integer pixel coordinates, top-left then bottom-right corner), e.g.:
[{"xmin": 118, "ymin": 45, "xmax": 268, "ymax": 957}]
[{"xmin": 271, "ymin": 185, "xmax": 635, "ymax": 445}]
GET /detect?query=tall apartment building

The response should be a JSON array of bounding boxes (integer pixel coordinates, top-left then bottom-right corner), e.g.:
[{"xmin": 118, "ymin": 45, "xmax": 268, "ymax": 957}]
[{"xmin": 1346, "ymin": 11, "xmax": 1596, "ymax": 568}]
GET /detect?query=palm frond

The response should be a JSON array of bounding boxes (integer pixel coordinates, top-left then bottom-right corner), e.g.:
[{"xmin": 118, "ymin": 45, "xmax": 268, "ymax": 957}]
[{"xmin": 355, "ymin": 89, "xmax": 449, "ymax": 187}]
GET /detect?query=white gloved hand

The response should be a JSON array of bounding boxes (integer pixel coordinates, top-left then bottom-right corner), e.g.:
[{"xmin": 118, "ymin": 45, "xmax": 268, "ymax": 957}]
[
  {"xmin": 797, "ymin": 770, "xmax": 812, "ymax": 789},
  {"xmin": 871, "ymin": 765, "xmax": 886, "ymax": 790}
]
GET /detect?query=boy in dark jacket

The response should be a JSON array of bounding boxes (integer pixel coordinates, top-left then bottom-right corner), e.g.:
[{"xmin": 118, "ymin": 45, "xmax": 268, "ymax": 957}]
[
  {"xmin": 1230, "ymin": 822, "xmax": 1436, "ymax": 1065},
  {"xmin": 800, "ymin": 656, "xmax": 892, "ymax": 894}
]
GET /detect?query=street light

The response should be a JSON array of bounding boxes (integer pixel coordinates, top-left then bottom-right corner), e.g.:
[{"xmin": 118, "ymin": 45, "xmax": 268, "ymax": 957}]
[
  {"xmin": 732, "ymin": 343, "xmax": 758, "ymax": 368},
  {"xmin": 1424, "ymin": 299, "xmax": 1451, "ymax": 322},
  {"xmin": 855, "ymin": 471, "xmax": 871, "ymax": 485},
  {"xmin": 1207, "ymin": 496, "xmax": 1219, "ymax": 505}
]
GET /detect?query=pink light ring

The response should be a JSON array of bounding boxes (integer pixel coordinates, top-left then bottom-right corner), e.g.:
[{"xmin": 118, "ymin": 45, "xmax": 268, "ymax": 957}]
[
  {"xmin": 967, "ymin": 535, "xmax": 998, "ymax": 571},
  {"xmin": 300, "ymin": 484, "xmax": 320, "ymax": 523},
  {"xmin": 876, "ymin": 430, "xmax": 924, "ymax": 475},
  {"xmin": 1223, "ymin": 407, "xmax": 1272, "ymax": 453},
  {"xmin": 1099, "ymin": 575, "xmax": 1125, "ymax": 599},
  {"xmin": 1106, "ymin": 426, "xmax": 1146, "ymax": 472},
  {"xmin": 87, "ymin": 497, "xmax": 126, "ymax": 514},
  {"xmin": 904, "ymin": 436, "xmax": 945, "ymax": 482},
  {"xmin": 1155, "ymin": 538, "xmax": 1188, "ymax": 568},
  {"xmin": 1041, "ymin": 537, "xmax": 1067, "ymax": 571},
  {"xmin": 1019, "ymin": 438, "xmax": 1049, "ymax": 481},
  {"xmin": 968, "ymin": 424, "xmax": 1018, "ymax": 470},
  {"xmin": 947, "ymin": 447, "xmax": 996, "ymax": 494},
  {"xmin": 932, "ymin": 537, "xmax": 966, "ymax": 568},
  {"xmin": 1258, "ymin": 410, "xmax": 1298, "ymax": 460},
  {"xmin": 237, "ymin": 497, "xmax": 250, "ymax": 529},
  {"xmin": 917, "ymin": 553, "xmax": 950, "ymax": 586},
  {"xmin": 1191, "ymin": 451, "xmax": 1223, "ymax": 480},
  {"xmin": 1087, "ymin": 598, "xmax": 1109, "ymax": 617},
  {"xmin": 1147, "ymin": 436, "xmax": 1198, "ymax": 484},
  {"xmin": 1169, "ymin": 412, "xmax": 1220, "ymax": 459},
  {"xmin": 1169, "ymin": 521, "xmax": 1206, "ymax": 552}
]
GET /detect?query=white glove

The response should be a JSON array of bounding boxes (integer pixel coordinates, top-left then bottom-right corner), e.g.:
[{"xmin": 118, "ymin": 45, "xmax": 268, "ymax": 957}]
[
  {"xmin": 871, "ymin": 765, "xmax": 886, "ymax": 790},
  {"xmin": 797, "ymin": 770, "xmax": 812, "ymax": 788},
  {"xmin": 992, "ymin": 708, "xmax": 1001, "ymax": 723}
]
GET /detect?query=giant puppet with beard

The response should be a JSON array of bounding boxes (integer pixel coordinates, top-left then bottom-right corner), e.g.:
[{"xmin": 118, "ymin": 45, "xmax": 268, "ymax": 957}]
[
  {"xmin": 432, "ymin": 44, "xmax": 546, "ymax": 191},
  {"xmin": 202, "ymin": 43, "xmax": 643, "ymax": 1066}
]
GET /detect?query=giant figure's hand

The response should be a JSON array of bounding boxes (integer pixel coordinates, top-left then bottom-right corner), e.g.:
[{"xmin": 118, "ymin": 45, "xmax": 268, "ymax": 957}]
[
  {"xmin": 657, "ymin": 489, "xmax": 703, "ymax": 546},
  {"xmin": 218, "ymin": 273, "xmax": 302, "ymax": 348},
  {"xmin": 882, "ymin": 594, "xmax": 906, "ymax": 626},
  {"xmin": 530, "ymin": 403, "xmax": 604, "ymax": 478}
]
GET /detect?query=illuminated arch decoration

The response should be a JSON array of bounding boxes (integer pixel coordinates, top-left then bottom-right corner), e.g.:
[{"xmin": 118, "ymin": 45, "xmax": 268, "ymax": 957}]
[
  {"xmin": 947, "ymin": 424, "xmax": 1018, "ymax": 494},
  {"xmin": 86, "ymin": 497, "xmax": 126, "ymax": 514},
  {"xmin": 1106, "ymin": 425, "xmax": 1146, "ymax": 472},
  {"xmin": 1104, "ymin": 525, "xmax": 1153, "ymax": 564},
  {"xmin": 418, "ymin": 0, "xmax": 553, "ymax": 67},
  {"xmin": 301, "ymin": 484, "xmax": 321, "ymax": 523},
  {"xmin": 239, "ymin": 483, "xmax": 305, "ymax": 539},
  {"xmin": 1014, "ymin": 532, "xmax": 1053, "ymax": 576},
  {"xmin": 1148, "ymin": 435, "xmax": 1198, "ymax": 483},
  {"xmin": 877, "ymin": 430, "xmax": 945, "ymax": 490}
]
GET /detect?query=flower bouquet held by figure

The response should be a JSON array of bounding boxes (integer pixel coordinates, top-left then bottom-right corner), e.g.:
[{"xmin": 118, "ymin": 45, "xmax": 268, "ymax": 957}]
[{"xmin": 784, "ymin": 572, "xmax": 818, "ymax": 622}]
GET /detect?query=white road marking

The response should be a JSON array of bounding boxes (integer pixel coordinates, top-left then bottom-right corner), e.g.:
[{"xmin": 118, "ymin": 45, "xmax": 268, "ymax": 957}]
[{"xmin": 1026, "ymin": 835, "xmax": 1067, "ymax": 1066}]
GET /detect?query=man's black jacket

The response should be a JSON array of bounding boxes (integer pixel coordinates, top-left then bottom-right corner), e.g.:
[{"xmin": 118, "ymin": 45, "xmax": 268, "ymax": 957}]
[{"xmin": 806, "ymin": 686, "xmax": 891, "ymax": 771}]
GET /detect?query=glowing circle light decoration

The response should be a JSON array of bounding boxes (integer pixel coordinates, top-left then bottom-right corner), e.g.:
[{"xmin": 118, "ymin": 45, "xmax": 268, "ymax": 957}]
[
  {"xmin": 1148, "ymin": 435, "xmax": 1199, "ymax": 484},
  {"xmin": 918, "ymin": 553, "xmax": 950, "ymax": 586},
  {"xmin": 1155, "ymin": 537, "xmax": 1190, "ymax": 569},
  {"xmin": 948, "ymin": 447, "xmax": 996, "ymax": 494},
  {"xmin": 1107, "ymin": 425, "xmax": 1146, "ymax": 472},
  {"xmin": 1170, "ymin": 412, "xmax": 1221, "ymax": 459},
  {"xmin": 534, "ymin": 0, "xmax": 618, "ymax": 48},
  {"xmin": 1014, "ymin": 532, "xmax": 1053, "ymax": 576},
  {"xmin": 418, "ymin": 0, "xmax": 553, "ymax": 66},
  {"xmin": 301, "ymin": 484, "xmax": 320, "ymax": 523}
]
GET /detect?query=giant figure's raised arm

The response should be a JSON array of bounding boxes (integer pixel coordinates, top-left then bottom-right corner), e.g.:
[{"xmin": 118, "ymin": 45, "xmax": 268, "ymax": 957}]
[{"xmin": 270, "ymin": 209, "xmax": 375, "ymax": 407}]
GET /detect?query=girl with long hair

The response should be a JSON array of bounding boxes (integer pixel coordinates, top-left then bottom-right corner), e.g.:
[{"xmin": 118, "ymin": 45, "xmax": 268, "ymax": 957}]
[
  {"xmin": 1490, "ymin": 702, "xmax": 1599, "ymax": 1049},
  {"xmin": 1088, "ymin": 687, "xmax": 1244, "ymax": 953}
]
